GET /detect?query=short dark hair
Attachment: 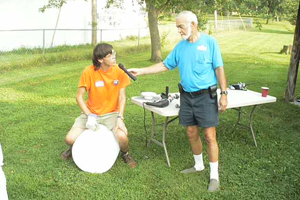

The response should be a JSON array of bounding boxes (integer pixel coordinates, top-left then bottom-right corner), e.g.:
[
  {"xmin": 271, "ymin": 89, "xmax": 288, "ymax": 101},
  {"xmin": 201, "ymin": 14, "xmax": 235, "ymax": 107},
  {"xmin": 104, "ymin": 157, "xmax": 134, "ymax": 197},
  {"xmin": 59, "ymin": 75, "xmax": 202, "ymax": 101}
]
[{"xmin": 92, "ymin": 43, "xmax": 113, "ymax": 71}]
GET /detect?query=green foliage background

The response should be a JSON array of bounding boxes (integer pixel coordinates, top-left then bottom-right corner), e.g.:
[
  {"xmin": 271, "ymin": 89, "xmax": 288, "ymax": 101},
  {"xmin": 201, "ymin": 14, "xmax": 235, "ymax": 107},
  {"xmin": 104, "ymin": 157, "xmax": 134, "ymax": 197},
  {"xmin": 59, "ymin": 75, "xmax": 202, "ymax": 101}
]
[{"xmin": 0, "ymin": 21, "xmax": 299, "ymax": 199}]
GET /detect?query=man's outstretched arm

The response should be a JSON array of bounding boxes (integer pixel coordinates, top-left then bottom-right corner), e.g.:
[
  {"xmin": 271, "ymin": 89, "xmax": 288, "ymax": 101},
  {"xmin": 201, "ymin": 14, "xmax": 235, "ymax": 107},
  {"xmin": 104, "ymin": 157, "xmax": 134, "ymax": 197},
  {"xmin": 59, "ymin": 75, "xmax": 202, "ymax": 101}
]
[{"xmin": 128, "ymin": 62, "xmax": 168, "ymax": 76}]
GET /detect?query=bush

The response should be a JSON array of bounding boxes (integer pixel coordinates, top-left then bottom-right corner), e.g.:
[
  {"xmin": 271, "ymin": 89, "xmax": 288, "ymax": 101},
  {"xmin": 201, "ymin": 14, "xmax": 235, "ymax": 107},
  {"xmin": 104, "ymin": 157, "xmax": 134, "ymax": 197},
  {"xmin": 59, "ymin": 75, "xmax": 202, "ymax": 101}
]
[{"xmin": 255, "ymin": 20, "xmax": 263, "ymax": 30}]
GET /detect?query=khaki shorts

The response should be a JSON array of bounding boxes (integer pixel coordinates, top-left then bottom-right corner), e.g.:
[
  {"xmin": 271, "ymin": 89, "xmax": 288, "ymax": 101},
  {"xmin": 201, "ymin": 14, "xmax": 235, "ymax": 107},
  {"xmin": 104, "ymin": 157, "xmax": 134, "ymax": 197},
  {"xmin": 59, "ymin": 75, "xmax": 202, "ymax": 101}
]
[{"xmin": 72, "ymin": 112, "xmax": 119, "ymax": 131}]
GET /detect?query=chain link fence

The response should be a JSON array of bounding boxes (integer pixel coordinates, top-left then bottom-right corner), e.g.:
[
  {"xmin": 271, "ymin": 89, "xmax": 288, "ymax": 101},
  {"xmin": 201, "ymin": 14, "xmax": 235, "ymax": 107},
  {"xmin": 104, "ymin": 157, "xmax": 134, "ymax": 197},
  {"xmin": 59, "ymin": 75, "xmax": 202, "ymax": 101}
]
[
  {"xmin": 0, "ymin": 27, "xmax": 149, "ymax": 71},
  {"xmin": 0, "ymin": 19, "xmax": 253, "ymax": 72},
  {"xmin": 206, "ymin": 18, "xmax": 253, "ymax": 33}
]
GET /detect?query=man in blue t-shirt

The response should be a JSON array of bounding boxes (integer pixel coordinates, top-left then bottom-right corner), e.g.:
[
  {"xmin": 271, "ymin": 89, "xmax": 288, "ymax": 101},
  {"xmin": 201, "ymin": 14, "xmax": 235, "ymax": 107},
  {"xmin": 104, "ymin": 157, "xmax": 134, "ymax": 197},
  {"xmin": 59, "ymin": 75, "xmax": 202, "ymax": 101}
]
[{"xmin": 129, "ymin": 11, "xmax": 228, "ymax": 192}]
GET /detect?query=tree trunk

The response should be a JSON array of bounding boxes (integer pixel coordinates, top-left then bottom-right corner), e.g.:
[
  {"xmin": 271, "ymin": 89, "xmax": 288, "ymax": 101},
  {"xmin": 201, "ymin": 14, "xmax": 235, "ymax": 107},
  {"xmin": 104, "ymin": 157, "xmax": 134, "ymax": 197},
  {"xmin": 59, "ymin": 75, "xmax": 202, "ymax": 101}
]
[
  {"xmin": 214, "ymin": 10, "xmax": 218, "ymax": 30},
  {"xmin": 146, "ymin": 1, "xmax": 162, "ymax": 62},
  {"xmin": 91, "ymin": 0, "xmax": 97, "ymax": 46},
  {"xmin": 51, "ymin": 5, "xmax": 62, "ymax": 48},
  {"xmin": 285, "ymin": 3, "xmax": 300, "ymax": 102}
]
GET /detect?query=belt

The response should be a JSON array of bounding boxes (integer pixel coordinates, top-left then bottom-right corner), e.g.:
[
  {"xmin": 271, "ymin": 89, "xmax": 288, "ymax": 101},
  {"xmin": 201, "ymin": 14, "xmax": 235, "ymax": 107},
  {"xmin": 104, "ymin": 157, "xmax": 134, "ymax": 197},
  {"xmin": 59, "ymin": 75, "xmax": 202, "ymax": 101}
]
[{"xmin": 184, "ymin": 89, "xmax": 209, "ymax": 96}]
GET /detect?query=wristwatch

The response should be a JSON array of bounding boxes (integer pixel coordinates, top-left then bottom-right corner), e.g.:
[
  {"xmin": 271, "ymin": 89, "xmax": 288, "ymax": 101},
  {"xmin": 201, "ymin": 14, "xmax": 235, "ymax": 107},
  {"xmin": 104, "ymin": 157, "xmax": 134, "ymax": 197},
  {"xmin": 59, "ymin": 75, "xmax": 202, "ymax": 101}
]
[{"xmin": 220, "ymin": 91, "xmax": 228, "ymax": 95}]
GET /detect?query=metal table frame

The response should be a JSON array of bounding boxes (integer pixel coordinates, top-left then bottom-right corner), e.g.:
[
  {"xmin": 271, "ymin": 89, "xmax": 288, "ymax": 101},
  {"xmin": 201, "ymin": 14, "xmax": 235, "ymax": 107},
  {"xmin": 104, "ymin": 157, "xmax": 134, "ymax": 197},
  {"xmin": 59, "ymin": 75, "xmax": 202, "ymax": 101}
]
[
  {"xmin": 132, "ymin": 90, "xmax": 277, "ymax": 167},
  {"xmin": 147, "ymin": 112, "xmax": 178, "ymax": 167},
  {"xmin": 232, "ymin": 106, "xmax": 258, "ymax": 147}
]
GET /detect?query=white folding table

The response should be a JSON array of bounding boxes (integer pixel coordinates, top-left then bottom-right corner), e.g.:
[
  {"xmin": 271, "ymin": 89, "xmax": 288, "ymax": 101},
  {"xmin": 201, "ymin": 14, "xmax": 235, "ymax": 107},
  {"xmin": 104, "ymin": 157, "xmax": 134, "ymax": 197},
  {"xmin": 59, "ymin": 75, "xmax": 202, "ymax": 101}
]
[{"xmin": 131, "ymin": 89, "xmax": 277, "ymax": 167}]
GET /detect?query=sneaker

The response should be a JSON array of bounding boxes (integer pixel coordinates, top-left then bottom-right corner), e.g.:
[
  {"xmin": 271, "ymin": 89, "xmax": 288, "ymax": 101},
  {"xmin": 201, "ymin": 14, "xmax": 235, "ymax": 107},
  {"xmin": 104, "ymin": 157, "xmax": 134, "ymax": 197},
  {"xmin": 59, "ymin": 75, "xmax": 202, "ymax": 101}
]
[
  {"xmin": 207, "ymin": 179, "xmax": 220, "ymax": 192},
  {"xmin": 180, "ymin": 166, "xmax": 205, "ymax": 174},
  {"xmin": 60, "ymin": 147, "xmax": 72, "ymax": 160},
  {"xmin": 121, "ymin": 152, "xmax": 137, "ymax": 168}
]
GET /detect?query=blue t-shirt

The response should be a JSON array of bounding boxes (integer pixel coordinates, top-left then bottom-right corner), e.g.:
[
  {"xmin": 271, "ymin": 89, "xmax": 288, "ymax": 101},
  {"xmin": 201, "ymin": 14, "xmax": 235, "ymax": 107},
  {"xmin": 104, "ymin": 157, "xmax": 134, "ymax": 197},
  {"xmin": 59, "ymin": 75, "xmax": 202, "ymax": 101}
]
[{"xmin": 163, "ymin": 34, "xmax": 223, "ymax": 92}]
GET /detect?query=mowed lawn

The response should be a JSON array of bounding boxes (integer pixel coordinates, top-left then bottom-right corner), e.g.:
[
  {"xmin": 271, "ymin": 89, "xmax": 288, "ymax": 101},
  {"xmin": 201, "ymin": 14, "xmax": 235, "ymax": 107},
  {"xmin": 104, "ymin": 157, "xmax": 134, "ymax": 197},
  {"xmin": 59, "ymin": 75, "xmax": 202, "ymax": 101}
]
[{"xmin": 0, "ymin": 21, "xmax": 299, "ymax": 199}]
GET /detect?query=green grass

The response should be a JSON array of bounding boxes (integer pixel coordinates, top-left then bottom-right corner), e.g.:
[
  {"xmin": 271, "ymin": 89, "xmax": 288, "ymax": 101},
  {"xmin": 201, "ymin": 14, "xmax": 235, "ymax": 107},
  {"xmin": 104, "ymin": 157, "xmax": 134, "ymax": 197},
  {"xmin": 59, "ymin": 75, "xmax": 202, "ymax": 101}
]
[
  {"xmin": 0, "ymin": 21, "xmax": 300, "ymax": 199},
  {"xmin": 0, "ymin": 36, "xmax": 152, "ymax": 73}
]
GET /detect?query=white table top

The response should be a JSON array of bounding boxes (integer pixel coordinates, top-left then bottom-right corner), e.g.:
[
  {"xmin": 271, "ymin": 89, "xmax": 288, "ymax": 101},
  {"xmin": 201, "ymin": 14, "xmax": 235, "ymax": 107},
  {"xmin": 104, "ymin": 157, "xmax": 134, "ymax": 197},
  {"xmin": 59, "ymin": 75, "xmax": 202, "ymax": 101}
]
[{"xmin": 131, "ymin": 89, "xmax": 277, "ymax": 117}]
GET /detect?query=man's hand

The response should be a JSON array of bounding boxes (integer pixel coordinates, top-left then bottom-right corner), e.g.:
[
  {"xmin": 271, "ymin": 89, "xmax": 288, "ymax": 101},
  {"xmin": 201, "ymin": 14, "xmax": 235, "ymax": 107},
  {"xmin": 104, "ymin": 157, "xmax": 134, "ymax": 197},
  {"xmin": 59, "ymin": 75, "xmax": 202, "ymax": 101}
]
[
  {"xmin": 128, "ymin": 63, "xmax": 168, "ymax": 76},
  {"xmin": 219, "ymin": 95, "xmax": 228, "ymax": 112},
  {"xmin": 127, "ymin": 68, "xmax": 143, "ymax": 76},
  {"xmin": 86, "ymin": 114, "xmax": 98, "ymax": 131}
]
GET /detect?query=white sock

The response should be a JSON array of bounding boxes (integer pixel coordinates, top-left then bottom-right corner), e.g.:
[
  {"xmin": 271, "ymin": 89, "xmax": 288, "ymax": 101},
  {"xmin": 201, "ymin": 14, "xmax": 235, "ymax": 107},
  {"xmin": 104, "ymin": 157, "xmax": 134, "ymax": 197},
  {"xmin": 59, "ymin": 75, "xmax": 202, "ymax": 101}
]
[
  {"xmin": 193, "ymin": 154, "xmax": 205, "ymax": 171},
  {"xmin": 209, "ymin": 161, "xmax": 219, "ymax": 181}
]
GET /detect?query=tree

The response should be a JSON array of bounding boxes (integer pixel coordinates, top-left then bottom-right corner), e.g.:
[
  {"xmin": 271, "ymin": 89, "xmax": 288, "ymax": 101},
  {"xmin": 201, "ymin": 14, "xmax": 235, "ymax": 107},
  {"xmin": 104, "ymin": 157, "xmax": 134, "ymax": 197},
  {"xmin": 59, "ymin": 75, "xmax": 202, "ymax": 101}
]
[
  {"xmin": 106, "ymin": 0, "xmax": 172, "ymax": 62},
  {"xmin": 40, "ymin": 0, "xmax": 67, "ymax": 48},
  {"xmin": 260, "ymin": 0, "xmax": 286, "ymax": 24},
  {"xmin": 144, "ymin": 0, "xmax": 171, "ymax": 62},
  {"xmin": 107, "ymin": 0, "xmax": 217, "ymax": 62},
  {"xmin": 233, "ymin": 0, "xmax": 260, "ymax": 16},
  {"xmin": 285, "ymin": 2, "xmax": 300, "ymax": 102},
  {"xmin": 91, "ymin": 0, "xmax": 97, "ymax": 46},
  {"xmin": 144, "ymin": 0, "xmax": 218, "ymax": 61},
  {"xmin": 40, "ymin": 0, "xmax": 96, "ymax": 46},
  {"xmin": 283, "ymin": 0, "xmax": 299, "ymax": 25},
  {"xmin": 39, "ymin": 0, "xmax": 67, "ymax": 13}
]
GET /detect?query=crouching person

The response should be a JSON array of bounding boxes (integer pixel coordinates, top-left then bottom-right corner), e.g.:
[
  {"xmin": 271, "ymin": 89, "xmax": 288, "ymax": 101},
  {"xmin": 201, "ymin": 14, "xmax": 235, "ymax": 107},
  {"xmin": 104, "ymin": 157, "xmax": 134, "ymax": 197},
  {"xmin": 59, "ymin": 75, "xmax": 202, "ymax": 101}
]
[{"xmin": 61, "ymin": 43, "xmax": 136, "ymax": 169}]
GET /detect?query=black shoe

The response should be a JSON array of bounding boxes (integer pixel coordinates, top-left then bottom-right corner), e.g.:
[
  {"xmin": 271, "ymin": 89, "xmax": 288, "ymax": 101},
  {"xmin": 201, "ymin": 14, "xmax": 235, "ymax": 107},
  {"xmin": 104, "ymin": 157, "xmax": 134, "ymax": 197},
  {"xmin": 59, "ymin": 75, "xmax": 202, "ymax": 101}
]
[{"xmin": 61, "ymin": 147, "xmax": 72, "ymax": 160}]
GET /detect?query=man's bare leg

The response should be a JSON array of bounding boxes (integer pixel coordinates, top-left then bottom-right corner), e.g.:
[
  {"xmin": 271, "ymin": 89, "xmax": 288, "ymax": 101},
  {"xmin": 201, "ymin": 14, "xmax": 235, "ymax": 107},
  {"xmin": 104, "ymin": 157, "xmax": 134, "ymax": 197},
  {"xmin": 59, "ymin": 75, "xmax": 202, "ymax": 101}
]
[
  {"xmin": 181, "ymin": 125, "xmax": 205, "ymax": 173},
  {"xmin": 204, "ymin": 127, "xmax": 220, "ymax": 192}
]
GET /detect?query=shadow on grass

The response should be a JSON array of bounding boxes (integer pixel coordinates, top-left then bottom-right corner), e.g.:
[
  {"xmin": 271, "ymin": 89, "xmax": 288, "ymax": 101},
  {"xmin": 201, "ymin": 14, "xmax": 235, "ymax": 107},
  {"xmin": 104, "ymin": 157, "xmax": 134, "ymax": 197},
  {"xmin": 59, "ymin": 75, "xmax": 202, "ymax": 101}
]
[
  {"xmin": 259, "ymin": 51, "xmax": 284, "ymax": 55},
  {"xmin": 250, "ymin": 28, "xmax": 294, "ymax": 35}
]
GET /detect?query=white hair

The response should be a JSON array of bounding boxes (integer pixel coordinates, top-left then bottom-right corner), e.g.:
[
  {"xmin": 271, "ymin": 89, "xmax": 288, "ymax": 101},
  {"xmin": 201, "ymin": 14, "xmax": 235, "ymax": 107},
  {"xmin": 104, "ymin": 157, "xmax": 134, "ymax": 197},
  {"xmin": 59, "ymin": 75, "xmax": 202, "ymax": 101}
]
[{"xmin": 176, "ymin": 11, "xmax": 198, "ymax": 24}]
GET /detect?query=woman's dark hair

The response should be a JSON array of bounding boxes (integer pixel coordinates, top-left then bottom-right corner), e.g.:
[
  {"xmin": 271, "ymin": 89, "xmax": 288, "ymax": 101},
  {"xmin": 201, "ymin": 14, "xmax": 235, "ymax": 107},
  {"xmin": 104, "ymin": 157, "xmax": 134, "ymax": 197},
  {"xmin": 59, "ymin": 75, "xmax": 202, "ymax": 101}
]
[{"xmin": 92, "ymin": 43, "xmax": 113, "ymax": 71}]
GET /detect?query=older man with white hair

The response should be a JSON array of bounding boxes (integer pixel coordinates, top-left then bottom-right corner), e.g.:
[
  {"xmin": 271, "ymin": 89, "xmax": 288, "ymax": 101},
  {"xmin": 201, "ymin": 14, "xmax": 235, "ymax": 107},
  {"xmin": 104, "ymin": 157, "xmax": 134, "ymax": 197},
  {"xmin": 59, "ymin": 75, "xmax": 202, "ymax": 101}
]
[{"xmin": 129, "ymin": 11, "xmax": 228, "ymax": 192}]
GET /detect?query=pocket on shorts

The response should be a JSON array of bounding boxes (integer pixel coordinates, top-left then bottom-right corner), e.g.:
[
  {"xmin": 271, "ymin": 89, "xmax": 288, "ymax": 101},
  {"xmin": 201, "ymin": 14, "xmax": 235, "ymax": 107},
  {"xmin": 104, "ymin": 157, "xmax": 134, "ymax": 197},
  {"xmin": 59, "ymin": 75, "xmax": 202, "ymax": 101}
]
[
  {"xmin": 208, "ymin": 93, "xmax": 218, "ymax": 104},
  {"xmin": 202, "ymin": 93, "xmax": 218, "ymax": 107}
]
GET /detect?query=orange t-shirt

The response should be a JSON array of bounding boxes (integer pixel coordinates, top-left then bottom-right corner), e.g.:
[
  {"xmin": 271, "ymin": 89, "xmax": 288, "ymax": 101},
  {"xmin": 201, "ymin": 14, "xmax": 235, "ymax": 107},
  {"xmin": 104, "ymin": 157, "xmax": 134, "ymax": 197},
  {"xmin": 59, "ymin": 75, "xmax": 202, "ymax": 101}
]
[{"xmin": 78, "ymin": 64, "xmax": 130, "ymax": 116}]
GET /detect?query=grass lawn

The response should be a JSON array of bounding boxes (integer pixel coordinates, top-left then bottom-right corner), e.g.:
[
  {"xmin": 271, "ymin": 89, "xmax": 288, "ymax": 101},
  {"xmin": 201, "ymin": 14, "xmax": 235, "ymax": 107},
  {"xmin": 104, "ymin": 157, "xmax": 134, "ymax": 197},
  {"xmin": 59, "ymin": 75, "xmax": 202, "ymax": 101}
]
[{"xmin": 0, "ymin": 21, "xmax": 299, "ymax": 199}]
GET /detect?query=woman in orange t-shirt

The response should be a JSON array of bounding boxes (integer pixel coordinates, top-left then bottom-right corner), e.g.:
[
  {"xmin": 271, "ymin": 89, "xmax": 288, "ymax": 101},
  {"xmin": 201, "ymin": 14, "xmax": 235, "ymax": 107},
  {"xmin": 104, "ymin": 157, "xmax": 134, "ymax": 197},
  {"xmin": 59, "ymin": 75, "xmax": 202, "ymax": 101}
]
[{"xmin": 61, "ymin": 43, "xmax": 136, "ymax": 168}]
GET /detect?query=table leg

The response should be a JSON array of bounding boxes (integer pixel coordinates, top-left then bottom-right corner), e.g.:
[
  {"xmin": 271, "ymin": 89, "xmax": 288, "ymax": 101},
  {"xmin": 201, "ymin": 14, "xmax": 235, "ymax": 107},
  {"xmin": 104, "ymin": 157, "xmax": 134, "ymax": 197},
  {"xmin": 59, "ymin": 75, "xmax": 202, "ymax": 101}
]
[
  {"xmin": 147, "ymin": 111, "xmax": 156, "ymax": 148},
  {"xmin": 249, "ymin": 105, "xmax": 258, "ymax": 147},
  {"xmin": 162, "ymin": 117, "xmax": 171, "ymax": 167},
  {"xmin": 147, "ymin": 115, "xmax": 171, "ymax": 167},
  {"xmin": 231, "ymin": 106, "xmax": 258, "ymax": 147},
  {"xmin": 232, "ymin": 107, "xmax": 242, "ymax": 134},
  {"xmin": 147, "ymin": 111, "xmax": 178, "ymax": 167}
]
